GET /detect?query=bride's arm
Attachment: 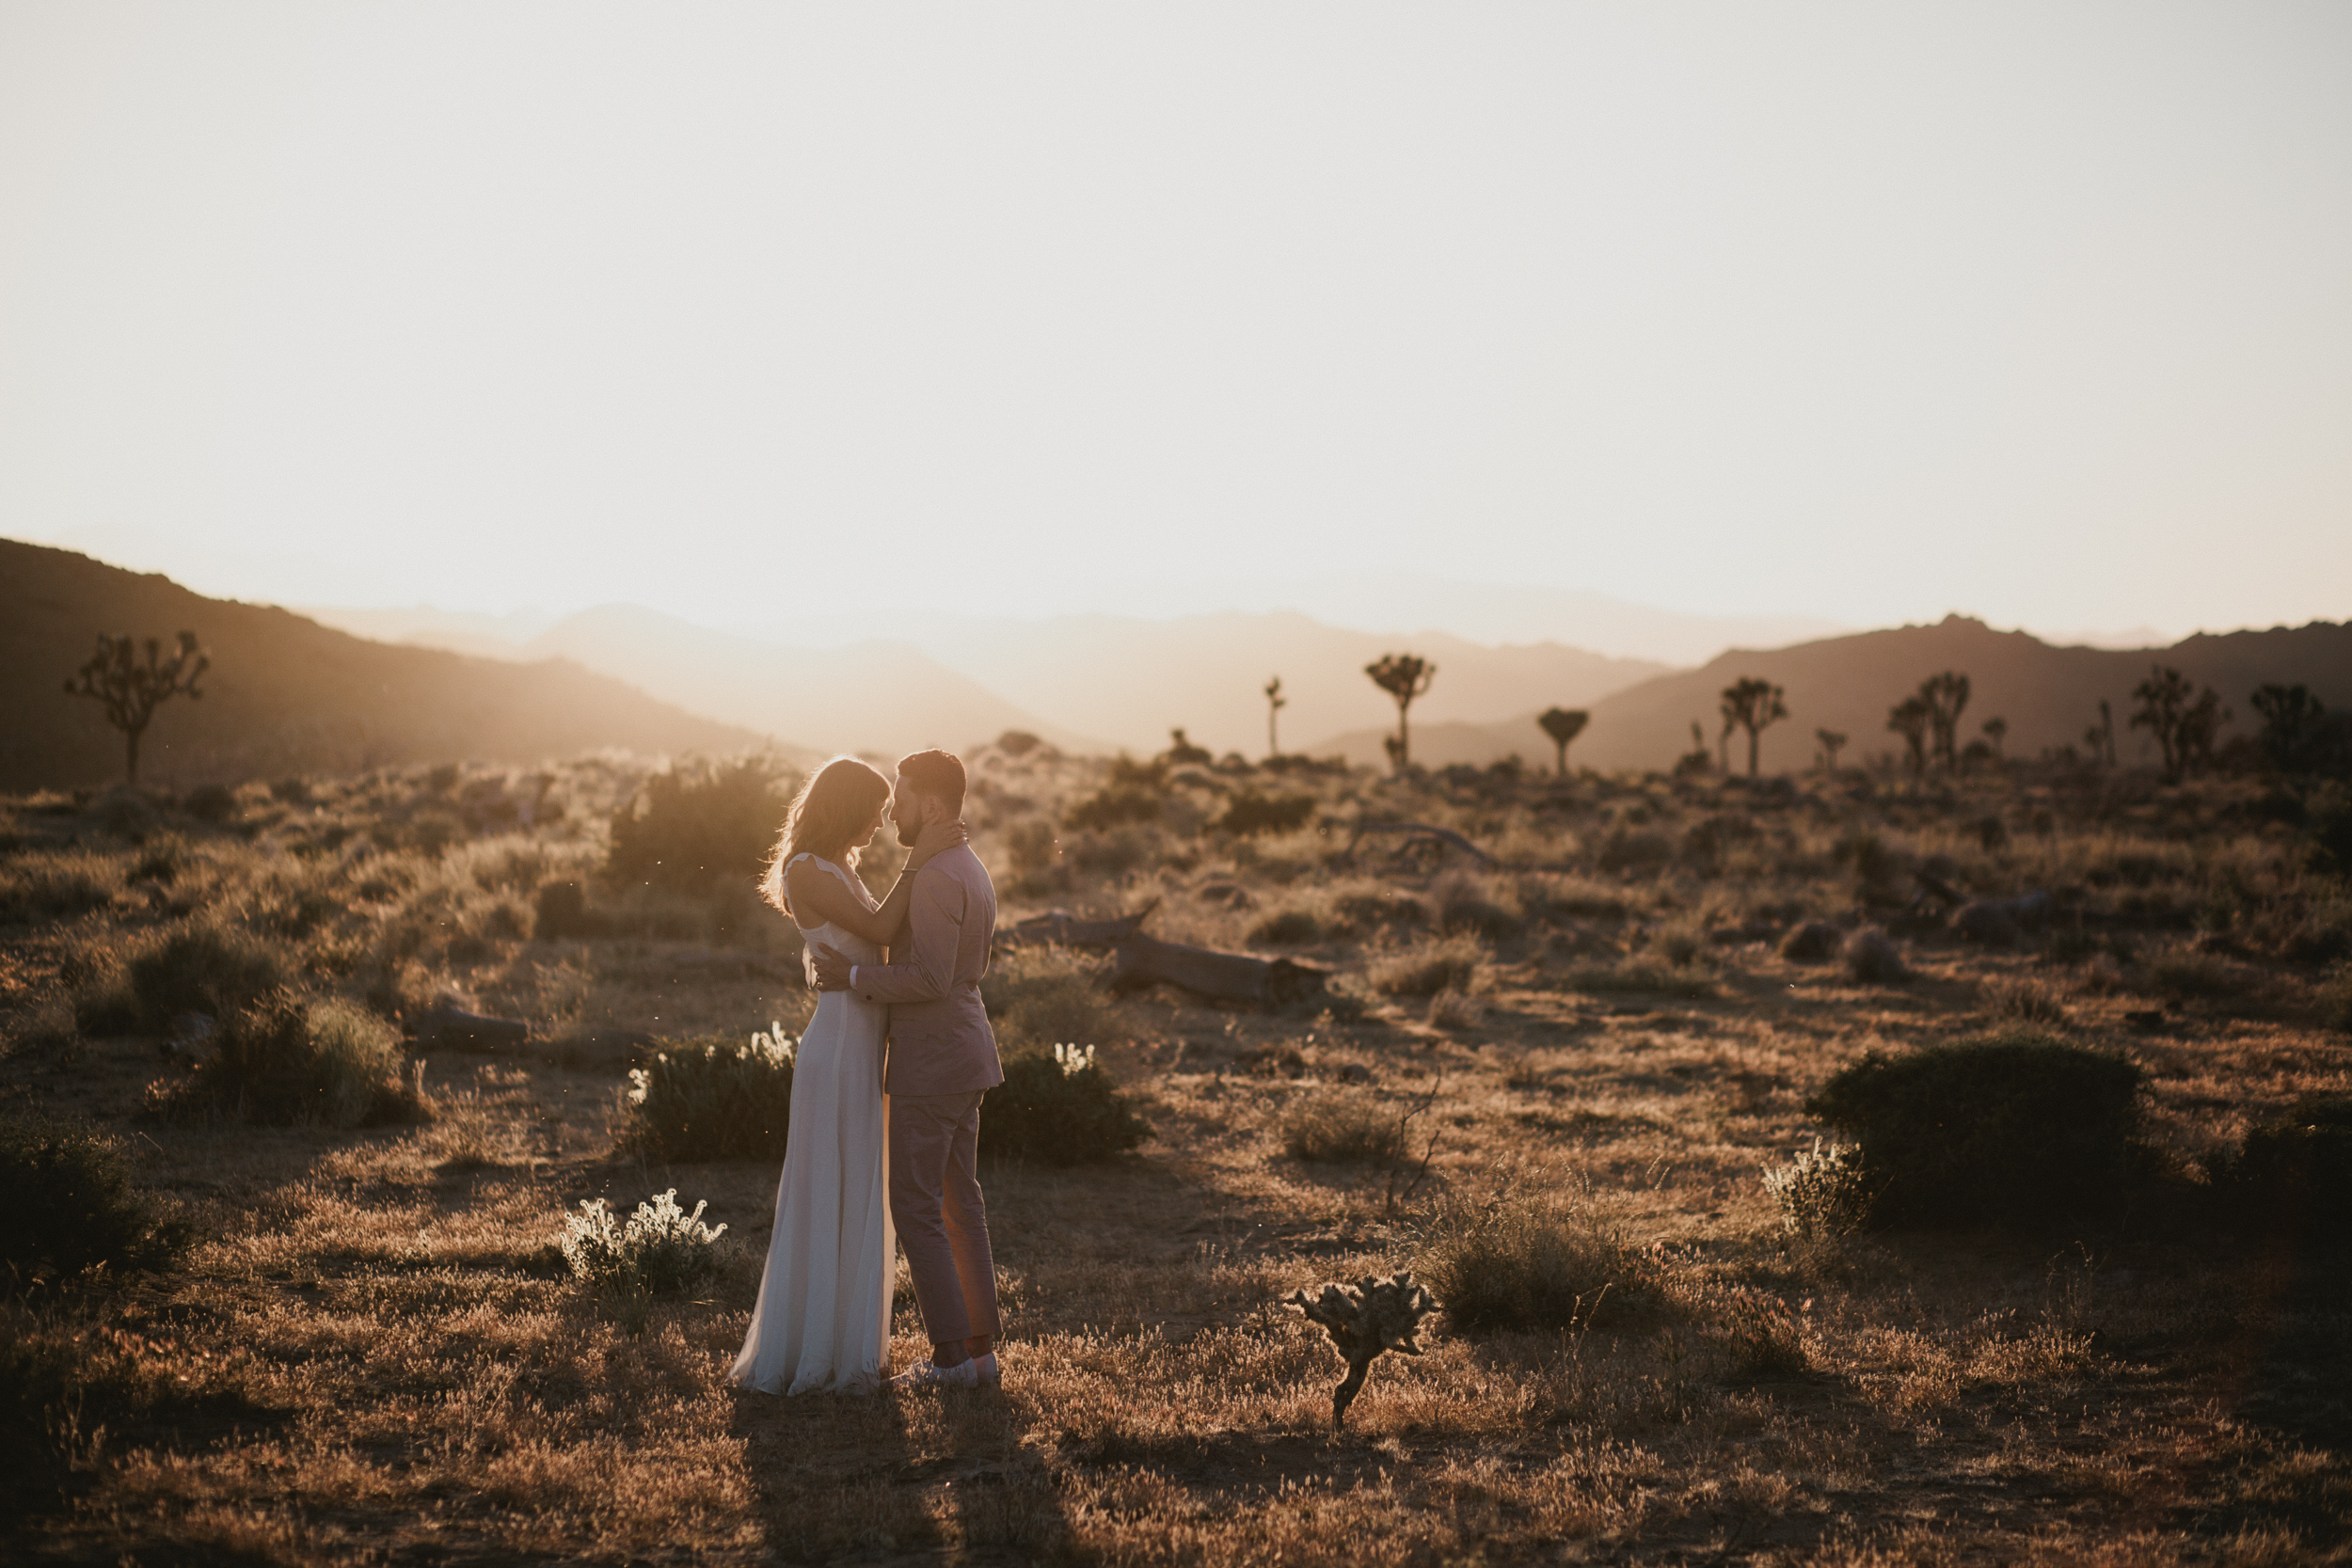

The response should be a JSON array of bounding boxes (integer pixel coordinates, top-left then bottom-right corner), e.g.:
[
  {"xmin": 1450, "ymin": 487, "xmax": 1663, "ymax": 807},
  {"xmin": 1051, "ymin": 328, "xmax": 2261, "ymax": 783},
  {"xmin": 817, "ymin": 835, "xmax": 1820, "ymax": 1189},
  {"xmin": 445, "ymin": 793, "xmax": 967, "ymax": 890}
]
[{"xmin": 785, "ymin": 820, "xmax": 967, "ymax": 945}]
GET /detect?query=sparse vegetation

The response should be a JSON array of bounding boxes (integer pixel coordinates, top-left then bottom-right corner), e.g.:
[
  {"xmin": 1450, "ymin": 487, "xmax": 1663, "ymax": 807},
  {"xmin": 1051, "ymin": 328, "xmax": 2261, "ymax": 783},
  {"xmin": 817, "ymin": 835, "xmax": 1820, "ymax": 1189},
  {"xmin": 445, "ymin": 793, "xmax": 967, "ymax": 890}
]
[
  {"xmin": 0, "ymin": 1117, "xmax": 188, "ymax": 1287},
  {"xmin": 3, "ymin": 744, "xmax": 2350, "ymax": 1564}
]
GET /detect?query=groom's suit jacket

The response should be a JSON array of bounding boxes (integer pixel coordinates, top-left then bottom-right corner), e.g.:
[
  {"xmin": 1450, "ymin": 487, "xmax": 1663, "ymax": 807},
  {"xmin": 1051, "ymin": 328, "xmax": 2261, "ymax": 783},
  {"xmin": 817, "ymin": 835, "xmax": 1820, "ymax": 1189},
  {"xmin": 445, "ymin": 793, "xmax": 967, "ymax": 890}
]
[{"xmin": 849, "ymin": 844, "xmax": 1005, "ymax": 1097}]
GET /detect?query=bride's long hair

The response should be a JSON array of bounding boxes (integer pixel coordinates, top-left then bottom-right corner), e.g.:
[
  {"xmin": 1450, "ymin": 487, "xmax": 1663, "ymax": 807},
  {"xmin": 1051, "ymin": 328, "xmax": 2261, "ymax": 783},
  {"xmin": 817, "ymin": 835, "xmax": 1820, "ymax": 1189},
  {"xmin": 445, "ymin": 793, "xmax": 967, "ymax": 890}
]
[{"xmin": 758, "ymin": 756, "xmax": 891, "ymax": 915}]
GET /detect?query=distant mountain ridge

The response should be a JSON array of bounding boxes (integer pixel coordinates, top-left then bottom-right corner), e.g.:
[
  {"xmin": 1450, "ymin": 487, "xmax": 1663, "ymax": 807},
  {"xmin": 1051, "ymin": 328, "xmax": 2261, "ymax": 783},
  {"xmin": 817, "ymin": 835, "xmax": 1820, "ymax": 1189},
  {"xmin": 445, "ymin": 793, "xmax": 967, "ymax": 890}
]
[
  {"xmin": 1311, "ymin": 615, "xmax": 2352, "ymax": 772},
  {"xmin": 0, "ymin": 541, "xmax": 771, "ymax": 792}
]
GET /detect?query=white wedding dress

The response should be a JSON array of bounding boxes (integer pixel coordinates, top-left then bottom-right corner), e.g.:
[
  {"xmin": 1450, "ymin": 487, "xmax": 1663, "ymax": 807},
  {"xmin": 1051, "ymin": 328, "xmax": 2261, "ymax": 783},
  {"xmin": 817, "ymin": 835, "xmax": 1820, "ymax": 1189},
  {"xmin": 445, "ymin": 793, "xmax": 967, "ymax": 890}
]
[{"xmin": 729, "ymin": 854, "xmax": 895, "ymax": 1395}]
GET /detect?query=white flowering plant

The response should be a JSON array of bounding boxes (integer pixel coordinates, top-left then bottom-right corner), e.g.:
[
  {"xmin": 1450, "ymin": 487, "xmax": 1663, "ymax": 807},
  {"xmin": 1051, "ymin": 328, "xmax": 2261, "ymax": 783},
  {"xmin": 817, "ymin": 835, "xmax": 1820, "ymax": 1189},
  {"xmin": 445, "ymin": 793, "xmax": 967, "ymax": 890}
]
[{"xmin": 560, "ymin": 1187, "xmax": 729, "ymax": 1298}]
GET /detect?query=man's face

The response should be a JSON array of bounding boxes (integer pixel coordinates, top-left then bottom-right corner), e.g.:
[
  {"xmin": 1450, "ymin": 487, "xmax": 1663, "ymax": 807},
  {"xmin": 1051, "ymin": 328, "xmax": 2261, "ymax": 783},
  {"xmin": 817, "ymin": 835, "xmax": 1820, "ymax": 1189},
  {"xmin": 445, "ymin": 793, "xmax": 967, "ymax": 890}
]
[{"xmin": 889, "ymin": 775, "xmax": 930, "ymax": 847}]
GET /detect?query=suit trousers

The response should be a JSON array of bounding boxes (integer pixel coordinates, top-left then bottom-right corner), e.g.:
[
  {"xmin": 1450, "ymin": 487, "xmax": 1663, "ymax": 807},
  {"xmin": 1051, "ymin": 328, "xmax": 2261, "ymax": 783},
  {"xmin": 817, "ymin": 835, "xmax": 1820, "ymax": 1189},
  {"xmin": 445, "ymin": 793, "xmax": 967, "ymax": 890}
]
[{"xmin": 888, "ymin": 1090, "xmax": 1001, "ymax": 1347}]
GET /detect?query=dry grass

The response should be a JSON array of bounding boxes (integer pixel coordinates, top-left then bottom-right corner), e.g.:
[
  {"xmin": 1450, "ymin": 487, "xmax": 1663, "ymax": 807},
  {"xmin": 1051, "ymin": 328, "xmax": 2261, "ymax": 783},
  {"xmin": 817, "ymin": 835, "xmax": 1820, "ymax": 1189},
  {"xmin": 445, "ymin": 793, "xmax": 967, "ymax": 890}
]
[{"xmin": 4, "ymin": 757, "xmax": 2352, "ymax": 1564}]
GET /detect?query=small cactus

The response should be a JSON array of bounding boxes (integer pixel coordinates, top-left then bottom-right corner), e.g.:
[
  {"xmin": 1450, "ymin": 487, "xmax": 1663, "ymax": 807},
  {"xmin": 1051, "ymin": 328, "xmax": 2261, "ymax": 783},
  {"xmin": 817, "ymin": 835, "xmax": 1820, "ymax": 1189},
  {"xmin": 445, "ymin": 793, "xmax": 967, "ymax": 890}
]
[{"xmin": 1283, "ymin": 1272, "xmax": 1439, "ymax": 1430}]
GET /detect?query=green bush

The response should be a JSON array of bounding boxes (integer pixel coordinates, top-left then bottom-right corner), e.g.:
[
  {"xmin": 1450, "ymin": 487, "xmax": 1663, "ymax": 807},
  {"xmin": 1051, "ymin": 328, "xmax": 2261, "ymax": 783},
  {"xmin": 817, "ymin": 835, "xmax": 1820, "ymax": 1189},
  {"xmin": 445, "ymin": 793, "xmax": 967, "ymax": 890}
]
[
  {"xmin": 1281, "ymin": 1090, "xmax": 1406, "ymax": 1164},
  {"xmin": 606, "ymin": 755, "xmax": 796, "ymax": 894},
  {"xmin": 1804, "ymin": 1034, "xmax": 2147, "ymax": 1228},
  {"xmin": 159, "ymin": 991, "xmax": 421, "ymax": 1129},
  {"xmin": 618, "ymin": 1029, "xmax": 796, "ymax": 1163},
  {"xmin": 0, "ymin": 1117, "xmax": 187, "ymax": 1288},
  {"xmin": 982, "ymin": 1044, "xmax": 1150, "ymax": 1165},
  {"xmin": 1215, "ymin": 791, "xmax": 1315, "ymax": 837},
  {"xmin": 1417, "ymin": 1194, "xmax": 1669, "ymax": 1333},
  {"xmin": 559, "ymin": 1188, "xmax": 728, "ymax": 1298}
]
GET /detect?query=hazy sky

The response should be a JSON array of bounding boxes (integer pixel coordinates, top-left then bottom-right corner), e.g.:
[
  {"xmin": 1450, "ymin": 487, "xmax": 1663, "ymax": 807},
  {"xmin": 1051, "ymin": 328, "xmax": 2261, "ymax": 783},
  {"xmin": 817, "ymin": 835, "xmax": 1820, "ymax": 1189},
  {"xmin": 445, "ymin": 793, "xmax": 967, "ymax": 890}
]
[{"xmin": 3, "ymin": 3, "xmax": 2347, "ymax": 642}]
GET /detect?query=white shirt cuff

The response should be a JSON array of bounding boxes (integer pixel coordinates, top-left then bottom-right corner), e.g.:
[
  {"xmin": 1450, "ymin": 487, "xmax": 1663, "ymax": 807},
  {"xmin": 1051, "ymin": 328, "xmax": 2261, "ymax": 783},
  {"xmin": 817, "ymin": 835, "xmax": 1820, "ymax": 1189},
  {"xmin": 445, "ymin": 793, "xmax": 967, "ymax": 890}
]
[{"xmin": 849, "ymin": 964, "xmax": 861, "ymax": 991}]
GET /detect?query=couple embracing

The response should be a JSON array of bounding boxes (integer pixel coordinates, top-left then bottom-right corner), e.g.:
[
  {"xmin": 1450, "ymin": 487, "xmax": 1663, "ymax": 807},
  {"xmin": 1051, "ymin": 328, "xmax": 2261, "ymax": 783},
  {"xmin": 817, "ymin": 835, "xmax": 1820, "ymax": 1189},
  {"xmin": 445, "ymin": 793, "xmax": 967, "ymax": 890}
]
[{"xmin": 728, "ymin": 749, "xmax": 1003, "ymax": 1396}]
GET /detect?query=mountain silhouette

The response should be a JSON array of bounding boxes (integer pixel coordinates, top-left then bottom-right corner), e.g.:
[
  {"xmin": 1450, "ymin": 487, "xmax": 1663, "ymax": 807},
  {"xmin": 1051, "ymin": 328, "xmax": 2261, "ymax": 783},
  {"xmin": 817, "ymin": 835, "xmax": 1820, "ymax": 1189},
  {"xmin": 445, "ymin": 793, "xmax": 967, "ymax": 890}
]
[{"xmin": 0, "ymin": 541, "xmax": 770, "ymax": 792}]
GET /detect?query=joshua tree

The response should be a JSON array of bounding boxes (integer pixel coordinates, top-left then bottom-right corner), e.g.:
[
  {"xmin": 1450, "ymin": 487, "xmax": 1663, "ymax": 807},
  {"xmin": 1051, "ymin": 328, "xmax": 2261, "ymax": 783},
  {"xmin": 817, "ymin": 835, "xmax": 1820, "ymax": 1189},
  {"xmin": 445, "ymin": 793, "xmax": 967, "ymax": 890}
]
[
  {"xmin": 1915, "ymin": 671, "xmax": 1971, "ymax": 771},
  {"xmin": 2130, "ymin": 665, "xmax": 2228, "ymax": 781},
  {"xmin": 1719, "ymin": 677, "xmax": 1788, "ymax": 778},
  {"xmin": 1981, "ymin": 716, "xmax": 2008, "ymax": 761},
  {"xmin": 2251, "ymin": 683, "xmax": 2326, "ymax": 774},
  {"xmin": 1887, "ymin": 695, "xmax": 1931, "ymax": 781},
  {"xmin": 1535, "ymin": 706, "xmax": 1588, "ymax": 776},
  {"xmin": 1284, "ymin": 1273, "xmax": 1439, "ymax": 1430},
  {"xmin": 1816, "ymin": 728, "xmax": 1848, "ymax": 771},
  {"xmin": 63, "ymin": 631, "xmax": 209, "ymax": 785},
  {"xmin": 1365, "ymin": 653, "xmax": 1436, "ymax": 771},
  {"xmin": 1263, "ymin": 675, "xmax": 1288, "ymax": 760},
  {"xmin": 2083, "ymin": 700, "xmax": 2117, "ymax": 768}
]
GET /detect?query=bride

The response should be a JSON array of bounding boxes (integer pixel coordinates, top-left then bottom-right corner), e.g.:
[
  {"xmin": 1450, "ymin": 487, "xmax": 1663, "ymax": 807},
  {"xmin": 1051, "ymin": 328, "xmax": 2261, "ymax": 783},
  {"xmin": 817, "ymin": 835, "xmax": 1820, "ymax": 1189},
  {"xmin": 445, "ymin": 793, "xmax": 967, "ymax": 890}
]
[{"xmin": 729, "ymin": 756, "xmax": 963, "ymax": 1396}]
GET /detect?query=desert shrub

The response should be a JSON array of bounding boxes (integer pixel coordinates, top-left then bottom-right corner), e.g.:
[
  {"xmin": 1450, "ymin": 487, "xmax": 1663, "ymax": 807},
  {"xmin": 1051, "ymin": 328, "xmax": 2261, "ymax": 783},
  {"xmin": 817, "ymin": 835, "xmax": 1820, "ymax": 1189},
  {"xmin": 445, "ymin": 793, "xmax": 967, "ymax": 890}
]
[
  {"xmin": 1249, "ymin": 908, "xmax": 1323, "ymax": 945},
  {"xmin": 532, "ymin": 879, "xmax": 609, "ymax": 940},
  {"xmin": 605, "ymin": 754, "xmax": 795, "ymax": 893},
  {"xmin": 1983, "ymin": 975, "xmax": 2069, "ymax": 1026},
  {"xmin": 1282, "ymin": 1090, "xmax": 1406, "ymax": 1164},
  {"xmin": 1216, "ymin": 791, "xmax": 1314, "ymax": 837},
  {"xmin": 618, "ymin": 1029, "xmax": 796, "ymax": 1163},
  {"xmin": 1428, "ymin": 871, "xmax": 1522, "ymax": 940},
  {"xmin": 2306, "ymin": 783, "xmax": 2352, "ymax": 877},
  {"xmin": 2227, "ymin": 1094, "xmax": 2352, "ymax": 1236},
  {"xmin": 1004, "ymin": 819, "xmax": 1060, "ymax": 881},
  {"xmin": 1566, "ymin": 958, "xmax": 1714, "ymax": 999},
  {"xmin": 2321, "ymin": 961, "xmax": 2352, "ymax": 1032},
  {"xmin": 1519, "ymin": 875, "xmax": 1628, "ymax": 923},
  {"xmin": 1804, "ymin": 1034, "xmax": 2147, "ymax": 1228},
  {"xmin": 560, "ymin": 1189, "xmax": 729, "ymax": 1298},
  {"xmin": 984, "ymin": 946, "xmax": 1130, "ymax": 1050},
  {"xmin": 0, "ymin": 1117, "xmax": 187, "ymax": 1288},
  {"xmin": 1647, "ymin": 918, "xmax": 1708, "ymax": 966},
  {"xmin": 158, "ymin": 991, "xmax": 421, "ymax": 1128},
  {"xmin": 1331, "ymin": 886, "xmax": 1428, "ymax": 931},
  {"xmin": 1780, "ymin": 920, "xmax": 1843, "ymax": 962},
  {"xmin": 0, "ymin": 852, "xmax": 117, "ymax": 924},
  {"xmin": 1417, "ymin": 1194, "xmax": 1669, "ymax": 1333},
  {"xmin": 1841, "ymin": 927, "xmax": 1907, "ymax": 983},
  {"xmin": 121, "ymin": 923, "xmax": 291, "ymax": 1028},
  {"xmin": 2146, "ymin": 939, "xmax": 2255, "ymax": 1002},
  {"xmin": 1596, "ymin": 828, "xmax": 1674, "ymax": 877},
  {"xmin": 1367, "ymin": 932, "xmax": 1488, "ymax": 997},
  {"xmin": 1426, "ymin": 986, "xmax": 1486, "ymax": 1030},
  {"xmin": 1064, "ymin": 755, "xmax": 1168, "ymax": 832},
  {"xmin": 982, "ymin": 1044, "xmax": 1150, "ymax": 1165},
  {"xmin": 182, "ymin": 782, "xmax": 237, "ymax": 822},
  {"xmin": 1762, "ymin": 1138, "xmax": 1873, "ymax": 1240}
]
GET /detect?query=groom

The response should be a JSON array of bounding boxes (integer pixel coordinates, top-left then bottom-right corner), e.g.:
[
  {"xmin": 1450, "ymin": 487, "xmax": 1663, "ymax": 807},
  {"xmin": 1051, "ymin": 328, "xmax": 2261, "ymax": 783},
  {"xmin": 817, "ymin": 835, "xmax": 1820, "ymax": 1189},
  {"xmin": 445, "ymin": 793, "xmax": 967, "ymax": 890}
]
[{"xmin": 809, "ymin": 749, "xmax": 1004, "ymax": 1390}]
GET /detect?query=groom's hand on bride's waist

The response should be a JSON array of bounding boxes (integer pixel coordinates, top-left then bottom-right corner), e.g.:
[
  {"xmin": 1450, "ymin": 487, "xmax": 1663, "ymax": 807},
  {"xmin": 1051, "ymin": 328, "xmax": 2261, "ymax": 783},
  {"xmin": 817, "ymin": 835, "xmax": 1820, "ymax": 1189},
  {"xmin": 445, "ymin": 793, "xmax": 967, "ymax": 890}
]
[{"xmin": 809, "ymin": 944, "xmax": 853, "ymax": 991}]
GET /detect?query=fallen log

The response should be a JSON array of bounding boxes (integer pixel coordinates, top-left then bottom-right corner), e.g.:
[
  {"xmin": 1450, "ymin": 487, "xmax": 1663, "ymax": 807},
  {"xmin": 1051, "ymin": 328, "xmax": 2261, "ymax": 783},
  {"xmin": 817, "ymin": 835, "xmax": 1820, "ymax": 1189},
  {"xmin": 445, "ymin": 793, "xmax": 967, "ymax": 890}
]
[
  {"xmin": 1344, "ymin": 821, "xmax": 1498, "ymax": 869},
  {"xmin": 1111, "ymin": 932, "xmax": 1327, "ymax": 1006},
  {"xmin": 997, "ymin": 904, "xmax": 1156, "ymax": 950},
  {"xmin": 411, "ymin": 1005, "xmax": 529, "ymax": 1052}
]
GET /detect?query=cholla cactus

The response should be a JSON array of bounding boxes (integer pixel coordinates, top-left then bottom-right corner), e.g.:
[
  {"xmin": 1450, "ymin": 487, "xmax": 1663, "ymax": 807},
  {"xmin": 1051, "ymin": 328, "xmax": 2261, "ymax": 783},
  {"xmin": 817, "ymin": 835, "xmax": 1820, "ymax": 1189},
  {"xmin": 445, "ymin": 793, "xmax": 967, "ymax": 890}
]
[
  {"xmin": 1284, "ymin": 1272, "xmax": 1440, "ymax": 1429},
  {"xmin": 1762, "ymin": 1138, "xmax": 1872, "ymax": 1239},
  {"xmin": 560, "ymin": 1188, "xmax": 728, "ymax": 1296},
  {"xmin": 1053, "ymin": 1042, "xmax": 1097, "ymax": 1076}
]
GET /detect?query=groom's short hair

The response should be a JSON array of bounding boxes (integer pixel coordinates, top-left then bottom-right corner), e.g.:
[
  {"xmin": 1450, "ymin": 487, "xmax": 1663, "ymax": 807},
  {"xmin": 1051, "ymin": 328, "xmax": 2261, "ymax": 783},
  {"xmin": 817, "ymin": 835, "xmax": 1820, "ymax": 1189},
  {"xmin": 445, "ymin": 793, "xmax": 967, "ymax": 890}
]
[{"xmin": 896, "ymin": 750, "xmax": 966, "ymax": 814}]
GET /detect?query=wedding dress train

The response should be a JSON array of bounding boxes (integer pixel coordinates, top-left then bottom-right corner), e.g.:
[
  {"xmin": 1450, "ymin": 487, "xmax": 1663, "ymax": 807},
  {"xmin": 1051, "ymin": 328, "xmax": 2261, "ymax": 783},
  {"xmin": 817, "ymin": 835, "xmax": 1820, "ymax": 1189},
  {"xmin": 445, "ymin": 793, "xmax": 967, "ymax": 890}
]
[{"xmin": 729, "ymin": 854, "xmax": 894, "ymax": 1395}]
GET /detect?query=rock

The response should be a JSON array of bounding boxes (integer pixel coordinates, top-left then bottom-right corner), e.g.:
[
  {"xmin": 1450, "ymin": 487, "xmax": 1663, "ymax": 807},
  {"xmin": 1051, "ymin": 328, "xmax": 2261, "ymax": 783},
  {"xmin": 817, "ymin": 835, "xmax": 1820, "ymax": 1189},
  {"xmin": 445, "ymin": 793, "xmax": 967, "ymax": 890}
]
[{"xmin": 1780, "ymin": 920, "xmax": 1845, "ymax": 962}]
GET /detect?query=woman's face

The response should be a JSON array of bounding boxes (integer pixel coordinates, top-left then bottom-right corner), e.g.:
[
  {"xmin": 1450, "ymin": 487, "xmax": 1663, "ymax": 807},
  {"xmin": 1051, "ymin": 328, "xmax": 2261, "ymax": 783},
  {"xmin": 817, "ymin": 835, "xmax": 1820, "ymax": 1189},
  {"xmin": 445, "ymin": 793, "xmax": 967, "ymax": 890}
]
[{"xmin": 855, "ymin": 803, "xmax": 885, "ymax": 847}]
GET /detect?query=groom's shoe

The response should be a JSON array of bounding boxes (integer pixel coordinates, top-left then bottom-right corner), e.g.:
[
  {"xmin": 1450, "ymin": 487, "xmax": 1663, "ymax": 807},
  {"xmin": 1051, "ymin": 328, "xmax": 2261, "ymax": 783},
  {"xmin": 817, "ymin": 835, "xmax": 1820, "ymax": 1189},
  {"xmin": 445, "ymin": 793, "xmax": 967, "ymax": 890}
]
[
  {"xmin": 971, "ymin": 1352, "xmax": 1001, "ymax": 1385},
  {"xmin": 889, "ymin": 1357, "xmax": 979, "ymax": 1393}
]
